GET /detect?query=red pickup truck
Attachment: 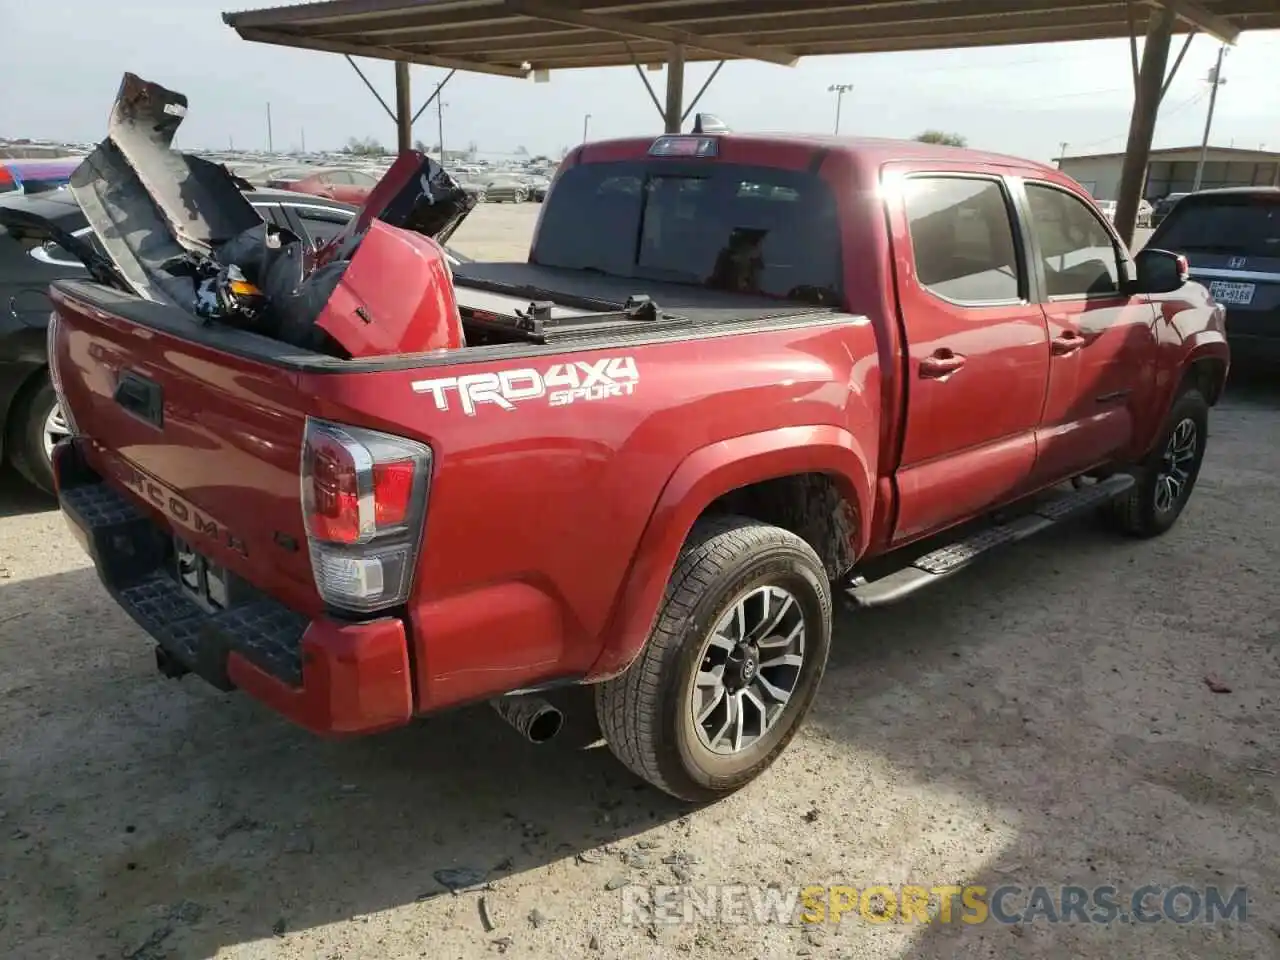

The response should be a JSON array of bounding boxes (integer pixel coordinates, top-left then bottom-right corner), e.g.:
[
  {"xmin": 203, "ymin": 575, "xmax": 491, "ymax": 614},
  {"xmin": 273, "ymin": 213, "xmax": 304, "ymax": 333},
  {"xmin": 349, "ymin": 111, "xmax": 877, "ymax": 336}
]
[{"xmin": 46, "ymin": 76, "xmax": 1227, "ymax": 801}]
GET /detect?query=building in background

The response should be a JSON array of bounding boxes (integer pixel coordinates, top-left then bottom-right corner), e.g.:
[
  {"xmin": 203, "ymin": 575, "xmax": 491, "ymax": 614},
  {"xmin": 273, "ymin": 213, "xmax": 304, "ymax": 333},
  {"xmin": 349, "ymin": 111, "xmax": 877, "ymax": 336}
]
[{"xmin": 1057, "ymin": 146, "xmax": 1280, "ymax": 202}]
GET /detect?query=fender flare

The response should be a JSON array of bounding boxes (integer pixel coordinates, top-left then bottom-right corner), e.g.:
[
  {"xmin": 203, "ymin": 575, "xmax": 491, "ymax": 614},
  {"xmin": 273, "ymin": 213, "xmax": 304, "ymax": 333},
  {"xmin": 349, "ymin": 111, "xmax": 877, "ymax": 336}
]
[
  {"xmin": 1139, "ymin": 332, "xmax": 1229, "ymax": 457},
  {"xmin": 1178, "ymin": 332, "xmax": 1230, "ymax": 395},
  {"xmin": 585, "ymin": 424, "xmax": 873, "ymax": 681}
]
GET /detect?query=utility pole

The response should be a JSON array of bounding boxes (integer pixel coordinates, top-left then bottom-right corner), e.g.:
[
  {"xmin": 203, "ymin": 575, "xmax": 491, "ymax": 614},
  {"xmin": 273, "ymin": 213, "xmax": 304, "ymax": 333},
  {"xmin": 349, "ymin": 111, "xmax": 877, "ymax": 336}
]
[
  {"xmin": 828, "ymin": 83, "xmax": 854, "ymax": 135},
  {"xmin": 300, "ymin": 128, "xmax": 306, "ymax": 154},
  {"xmin": 437, "ymin": 98, "xmax": 447, "ymax": 168},
  {"xmin": 266, "ymin": 102, "xmax": 274, "ymax": 153},
  {"xmin": 582, "ymin": 113, "xmax": 592, "ymax": 143},
  {"xmin": 1058, "ymin": 141, "xmax": 1068, "ymax": 167},
  {"xmin": 1193, "ymin": 45, "xmax": 1228, "ymax": 192}
]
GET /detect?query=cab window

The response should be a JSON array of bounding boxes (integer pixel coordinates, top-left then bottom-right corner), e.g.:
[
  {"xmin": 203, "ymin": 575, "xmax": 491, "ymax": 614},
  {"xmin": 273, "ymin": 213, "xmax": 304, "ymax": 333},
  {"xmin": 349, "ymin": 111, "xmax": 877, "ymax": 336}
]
[
  {"xmin": 904, "ymin": 176, "xmax": 1023, "ymax": 305},
  {"xmin": 1025, "ymin": 184, "xmax": 1122, "ymax": 298}
]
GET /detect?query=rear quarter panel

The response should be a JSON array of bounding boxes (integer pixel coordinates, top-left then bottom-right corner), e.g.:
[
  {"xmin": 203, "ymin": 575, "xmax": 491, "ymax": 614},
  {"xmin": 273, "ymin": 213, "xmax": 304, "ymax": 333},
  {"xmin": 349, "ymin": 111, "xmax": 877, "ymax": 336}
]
[{"xmin": 298, "ymin": 320, "xmax": 880, "ymax": 710}]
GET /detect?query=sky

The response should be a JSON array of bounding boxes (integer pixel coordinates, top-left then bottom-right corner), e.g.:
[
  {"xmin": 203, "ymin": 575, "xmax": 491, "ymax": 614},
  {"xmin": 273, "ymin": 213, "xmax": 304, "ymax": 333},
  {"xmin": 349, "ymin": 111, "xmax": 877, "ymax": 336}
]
[{"xmin": 3, "ymin": 0, "xmax": 1277, "ymax": 162}]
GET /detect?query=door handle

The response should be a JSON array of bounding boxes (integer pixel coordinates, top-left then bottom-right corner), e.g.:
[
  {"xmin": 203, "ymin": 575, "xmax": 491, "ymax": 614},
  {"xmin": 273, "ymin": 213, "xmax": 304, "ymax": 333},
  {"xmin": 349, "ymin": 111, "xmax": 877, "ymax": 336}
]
[
  {"xmin": 113, "ymin": 370, "xmax": 164, "ymax": 427},
  {"xmin": 1051, "ymin": 332, "xmax": 1086, "ymax": 355},
  {"xmin": 919, "ymin": 351, "xmax": 966, "ymax": 378}
]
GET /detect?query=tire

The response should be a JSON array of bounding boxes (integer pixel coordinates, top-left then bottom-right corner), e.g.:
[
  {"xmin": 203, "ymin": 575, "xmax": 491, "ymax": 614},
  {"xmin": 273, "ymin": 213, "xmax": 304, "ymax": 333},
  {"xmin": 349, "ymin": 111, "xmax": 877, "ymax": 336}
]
[
  {"xmin": 596, "ymin": 515, "xmax": 833, "ymax": 802},
  {"xmin": 5, "ymin": 373, "xmax": 62, "ymax": 495},
  {"xmin": 1105, "ymin": 387, "xmax": 1209, "ymax": 538}
]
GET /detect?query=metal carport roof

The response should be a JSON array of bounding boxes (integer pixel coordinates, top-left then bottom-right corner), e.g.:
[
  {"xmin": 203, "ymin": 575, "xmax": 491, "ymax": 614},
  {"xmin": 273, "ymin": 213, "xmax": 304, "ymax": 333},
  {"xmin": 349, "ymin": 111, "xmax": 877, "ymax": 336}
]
[
  {"xmin": 222, "ymin": 0, "xmax": 1280, "ymax": 241},
  {"xmin": 223, "ymin": 0, "xmax": 1278, "ymax": 73}
]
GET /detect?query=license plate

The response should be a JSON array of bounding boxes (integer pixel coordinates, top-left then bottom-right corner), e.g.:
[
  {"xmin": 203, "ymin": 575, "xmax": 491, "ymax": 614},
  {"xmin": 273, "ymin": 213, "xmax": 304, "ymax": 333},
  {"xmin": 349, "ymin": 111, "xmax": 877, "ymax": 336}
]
[
  {"xmin": 174, "ymin": 538, "xmax": 232, "ymax": 610},
  {"xmin": 1208, "ymin": 280, "xmax": 1255, "ymax": 305}
]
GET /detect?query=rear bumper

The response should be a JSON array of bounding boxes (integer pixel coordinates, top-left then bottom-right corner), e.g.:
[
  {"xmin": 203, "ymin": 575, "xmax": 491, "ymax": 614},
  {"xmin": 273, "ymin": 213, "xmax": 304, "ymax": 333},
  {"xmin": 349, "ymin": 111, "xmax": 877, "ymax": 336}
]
[{"xmin": 53, "ymin": 439, "xmax": 413, "ymax": 736}]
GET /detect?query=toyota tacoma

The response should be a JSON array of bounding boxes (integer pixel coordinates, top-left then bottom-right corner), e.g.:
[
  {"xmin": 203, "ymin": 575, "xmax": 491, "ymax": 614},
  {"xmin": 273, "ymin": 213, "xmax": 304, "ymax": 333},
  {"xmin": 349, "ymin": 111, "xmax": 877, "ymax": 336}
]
[{"xmin": 45, "ymin": 75, "xmax": 1228, "ymax": 801}]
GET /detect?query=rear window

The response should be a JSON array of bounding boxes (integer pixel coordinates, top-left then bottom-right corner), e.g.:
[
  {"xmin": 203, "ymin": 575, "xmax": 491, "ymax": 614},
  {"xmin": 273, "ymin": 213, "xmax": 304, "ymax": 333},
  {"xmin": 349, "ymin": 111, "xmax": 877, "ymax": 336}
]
[
  {"xmin": 532, "ymin": 160, "xmax": 843, "ymax": 304},
  {"xmin": 1155, "ymin": 195, "xmax": 1280, "ymax": 258}
]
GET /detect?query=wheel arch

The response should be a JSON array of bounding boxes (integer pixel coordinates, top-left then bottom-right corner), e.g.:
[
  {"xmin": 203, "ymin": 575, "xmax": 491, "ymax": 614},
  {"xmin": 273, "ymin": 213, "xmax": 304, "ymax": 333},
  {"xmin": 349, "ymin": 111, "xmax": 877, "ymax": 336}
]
[
  {"xmin": 585, "ymin": 424, "xmax": 872, "ymax": 682},
  {"xmin": 0, "ymin": 359, "xmax": 50, "ymax": 464}
]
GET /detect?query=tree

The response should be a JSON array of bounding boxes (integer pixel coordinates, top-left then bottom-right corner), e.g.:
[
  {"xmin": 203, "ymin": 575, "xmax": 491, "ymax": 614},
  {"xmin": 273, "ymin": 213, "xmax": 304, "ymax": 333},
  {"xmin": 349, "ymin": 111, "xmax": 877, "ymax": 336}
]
[
  {"xmin": 915, "ymin": 130, "xmax": 967, "ymax": 147},
  {"xmin": 342, "ymin": 135, "xmax": 387, "ymax": 156},
  {"xmin": 413, "ymin": 139, "xmax": 429, "ymax": 153},
  {"xmin": 515, "ymin": 144, "xmax": 529, "ymax": 156}
]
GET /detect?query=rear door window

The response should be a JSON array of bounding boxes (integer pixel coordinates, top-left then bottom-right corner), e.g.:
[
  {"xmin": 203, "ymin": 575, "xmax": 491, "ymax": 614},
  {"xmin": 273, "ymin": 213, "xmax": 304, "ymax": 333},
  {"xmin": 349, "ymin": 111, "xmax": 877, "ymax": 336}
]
[
  {"xmin": 531, "ymin": 160, "xmax": 843, "ymax": 304},
  {"xmin": 1154, "ymin": 195, "xmax": 1280, "ymax": 259},
  {"xmin": 903, "ymin": 176, "xmax": 1023, "ymax": 304}
]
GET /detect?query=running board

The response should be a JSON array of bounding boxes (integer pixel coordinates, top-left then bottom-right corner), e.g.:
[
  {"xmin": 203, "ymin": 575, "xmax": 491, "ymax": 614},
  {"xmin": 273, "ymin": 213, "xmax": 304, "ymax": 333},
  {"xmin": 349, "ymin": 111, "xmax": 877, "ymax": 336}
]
[{"xmin": 846, "ymin": 475, "xmax": 1135, "ymax": 609}]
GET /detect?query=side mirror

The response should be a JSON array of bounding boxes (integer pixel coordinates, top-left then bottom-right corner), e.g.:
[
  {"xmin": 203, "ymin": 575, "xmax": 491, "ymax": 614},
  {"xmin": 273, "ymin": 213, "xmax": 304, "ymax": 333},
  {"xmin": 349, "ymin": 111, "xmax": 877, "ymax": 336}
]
[{"xmin": 1130, "ymin": 248, "xmax": 1188, "ymax": 295}]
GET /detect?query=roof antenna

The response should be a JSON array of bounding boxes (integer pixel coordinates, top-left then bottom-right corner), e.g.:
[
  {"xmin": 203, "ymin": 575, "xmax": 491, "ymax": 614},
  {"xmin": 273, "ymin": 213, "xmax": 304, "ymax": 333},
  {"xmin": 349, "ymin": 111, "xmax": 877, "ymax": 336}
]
[{"xmin": 692, "ymin": 113, "xmax": 729, "ymax": 134}]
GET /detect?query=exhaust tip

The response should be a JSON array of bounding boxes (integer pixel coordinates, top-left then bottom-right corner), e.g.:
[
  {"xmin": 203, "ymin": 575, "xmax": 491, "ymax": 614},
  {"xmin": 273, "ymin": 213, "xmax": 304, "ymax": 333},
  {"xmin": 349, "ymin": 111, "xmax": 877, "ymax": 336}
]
[
  {"xmin": 490, "ymin": 695, "xmax": 564, "ymax": 744},
  {"xmin": 526, "ymin": 705, "xmax": 564, "ymax": 743}
]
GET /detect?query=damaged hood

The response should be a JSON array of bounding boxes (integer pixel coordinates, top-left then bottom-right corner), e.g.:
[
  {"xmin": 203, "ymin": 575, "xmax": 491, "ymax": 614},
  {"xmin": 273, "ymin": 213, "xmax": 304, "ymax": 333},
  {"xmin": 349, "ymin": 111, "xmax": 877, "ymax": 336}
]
[{"xmin": 69, "ymin": 72, "xmax": 476, "ymax": 307}]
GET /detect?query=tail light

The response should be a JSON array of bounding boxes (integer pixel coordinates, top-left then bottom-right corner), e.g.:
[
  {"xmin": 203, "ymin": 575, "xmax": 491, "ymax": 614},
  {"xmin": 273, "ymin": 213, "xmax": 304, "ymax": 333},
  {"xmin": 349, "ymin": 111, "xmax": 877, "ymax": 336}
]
[{"xmin": 301, "ymin": 418, "xmax": 432, "ymax": 613}]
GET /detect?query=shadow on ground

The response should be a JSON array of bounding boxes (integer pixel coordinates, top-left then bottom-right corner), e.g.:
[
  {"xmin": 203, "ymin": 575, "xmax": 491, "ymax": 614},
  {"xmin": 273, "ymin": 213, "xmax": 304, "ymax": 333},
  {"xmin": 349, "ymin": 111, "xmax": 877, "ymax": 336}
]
[
  {"xmin": 804, "ymin": 386, "xmax": 1280, "ymax": 957},
  {"xmin": 2, "ymin": 375, "xmax": 1278, "ymax": 958},
  {"xmin": 0, "ymin": 568, "xmax": 686, "ymax": 958},
  {"xmin": 0, "ymin": 466, "xmax": 54, "ymax": 520}
]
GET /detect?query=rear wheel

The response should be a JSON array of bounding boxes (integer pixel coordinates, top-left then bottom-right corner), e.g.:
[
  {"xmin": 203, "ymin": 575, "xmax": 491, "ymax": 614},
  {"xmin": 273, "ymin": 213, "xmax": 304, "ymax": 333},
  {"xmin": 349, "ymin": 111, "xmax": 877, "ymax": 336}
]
[
  {"xmin": 1105, "ymin": 387, "xmax": 1209, "ymax": 538},
  {"xmin": 5, "ymin": 373, "xmax": 64, "ymax": 495},
  {"xmin": 596, "ymin": 516, "xmax": 832, "ymax": 802}
]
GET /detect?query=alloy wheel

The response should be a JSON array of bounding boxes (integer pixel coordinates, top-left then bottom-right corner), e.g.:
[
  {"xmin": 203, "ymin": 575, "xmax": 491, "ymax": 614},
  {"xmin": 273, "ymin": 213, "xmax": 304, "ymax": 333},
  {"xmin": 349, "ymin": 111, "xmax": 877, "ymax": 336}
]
[
  {"xmin": 690, "ymin": 585, "xmax": 806, "ymax": 756},
  {"xmin": 1154, "ymin": 417, "xmax": 1198, "ymax": 514},
  {"xmin": 42, "ymin": 402, "xmax": 70, "ymax": 462}
]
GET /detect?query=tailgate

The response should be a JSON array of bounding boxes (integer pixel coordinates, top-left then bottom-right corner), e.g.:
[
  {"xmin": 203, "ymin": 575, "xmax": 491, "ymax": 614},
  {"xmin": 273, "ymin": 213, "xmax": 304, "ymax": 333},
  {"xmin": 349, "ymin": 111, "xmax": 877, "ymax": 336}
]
[{"xmin": 49, "ymin": 283, "xmax": 321, "ymax": 616}]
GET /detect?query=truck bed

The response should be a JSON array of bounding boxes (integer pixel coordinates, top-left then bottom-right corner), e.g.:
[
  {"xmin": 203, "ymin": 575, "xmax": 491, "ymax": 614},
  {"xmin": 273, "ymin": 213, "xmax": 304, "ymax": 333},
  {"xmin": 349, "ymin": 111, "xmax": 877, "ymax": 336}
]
[
  {"xmin": 453, "ymin": 260, "xmax": 830, "ymax": 324},
  {"xmin": 52, "ymin": 263, "xmax": 848, "ymax": 374}
]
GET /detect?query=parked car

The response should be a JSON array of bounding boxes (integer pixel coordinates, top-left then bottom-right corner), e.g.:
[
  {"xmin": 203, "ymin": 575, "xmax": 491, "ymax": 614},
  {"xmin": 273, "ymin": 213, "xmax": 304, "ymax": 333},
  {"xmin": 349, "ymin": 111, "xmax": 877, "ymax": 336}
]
[
  {"xmin": 1148, "ymin": 186, "xmax": 1279, "ymax": 364},
  {"xmin": 484, "ymin": 177, "xmax": 529, "ymax": 202},
  {"xmin": 0, "ymin": 184, "xmax": 469, "ymax": 493},
  {"xmin": 47, "ymin": 75, "xmax": 1227, "ymax": 802},
  {"xmin": 1150, "ymin": 192, "xmax": 1190, "ymax": 228},
  {"xmin": 0, "ymin": 158, "xmax": 81, "ymax": 195},
  {"xmin": 268, "ymin": 166, "xmax": 382, "ymax": 205},
  {"xmin": 454, "ymin": 177, "xmax": 487, "ymax": 203},
  {"xmin": 524, "ymin": 176, "xmax": 551, "ymax": 202}
]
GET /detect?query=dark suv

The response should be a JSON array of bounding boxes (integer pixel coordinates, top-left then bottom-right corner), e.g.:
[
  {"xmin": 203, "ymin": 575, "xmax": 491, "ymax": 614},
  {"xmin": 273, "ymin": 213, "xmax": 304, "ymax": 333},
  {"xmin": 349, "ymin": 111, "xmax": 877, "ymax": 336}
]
[{"xmin": 1148, "ymin": 186, "xmax": 1279, "ymax": 364}]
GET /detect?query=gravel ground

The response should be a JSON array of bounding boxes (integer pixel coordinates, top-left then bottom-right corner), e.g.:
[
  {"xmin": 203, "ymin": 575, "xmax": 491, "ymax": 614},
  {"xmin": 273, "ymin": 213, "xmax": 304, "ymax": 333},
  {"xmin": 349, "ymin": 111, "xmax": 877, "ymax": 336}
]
[{"xmin": 0, "ymin": 204, "xmax": 1274, "ymax": 960}]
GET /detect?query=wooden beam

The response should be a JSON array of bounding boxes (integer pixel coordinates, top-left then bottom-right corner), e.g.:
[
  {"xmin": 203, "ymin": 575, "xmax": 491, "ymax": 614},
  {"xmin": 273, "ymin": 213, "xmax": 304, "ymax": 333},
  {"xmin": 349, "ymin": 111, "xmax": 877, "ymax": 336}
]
[
  {"xmin": 234, "ymin": 26, "xmax": 530, "ymax": 77},
  {"xmin": 502, "ymin": 0, "xmax": 799, "ymax": 66},
  {"xmin": 1145, "ymin": 0, "xmax": 1240, "ymax": 43}
]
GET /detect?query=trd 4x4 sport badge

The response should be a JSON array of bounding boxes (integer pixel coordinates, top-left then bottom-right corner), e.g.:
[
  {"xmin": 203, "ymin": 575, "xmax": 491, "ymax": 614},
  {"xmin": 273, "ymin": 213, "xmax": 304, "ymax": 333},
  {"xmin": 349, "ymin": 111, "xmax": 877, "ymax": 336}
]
[{"xmin": 411, "ymin": 356, "xmax": 639, "ymax": 415}]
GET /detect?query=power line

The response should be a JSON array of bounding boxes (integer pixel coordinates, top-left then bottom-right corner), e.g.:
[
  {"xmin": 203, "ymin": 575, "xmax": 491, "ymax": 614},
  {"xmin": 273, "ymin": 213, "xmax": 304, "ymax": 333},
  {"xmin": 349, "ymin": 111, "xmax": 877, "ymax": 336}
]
[{"xmin": 1062, "ymin": 87, "xmax": 1211, "ymax": 154}]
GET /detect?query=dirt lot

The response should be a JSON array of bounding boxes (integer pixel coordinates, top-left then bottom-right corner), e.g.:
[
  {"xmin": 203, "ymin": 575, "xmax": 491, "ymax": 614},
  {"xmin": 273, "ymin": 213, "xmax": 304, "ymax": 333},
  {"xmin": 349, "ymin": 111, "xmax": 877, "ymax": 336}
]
[{"xmin": 1, "ymin": 203, "xmax": 1276, "ymax": 960}]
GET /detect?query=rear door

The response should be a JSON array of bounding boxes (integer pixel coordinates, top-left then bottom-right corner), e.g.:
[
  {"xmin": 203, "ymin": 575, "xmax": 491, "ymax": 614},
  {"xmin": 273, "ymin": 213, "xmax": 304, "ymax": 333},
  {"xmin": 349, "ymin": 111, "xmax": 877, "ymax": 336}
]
[
  {"xmin": 1018, "ymin": 180, "xmax": 1160, "ymax": 486},
  {"xmin": 1151, "ymin": 190, "xmax": 1280, "ymax": 358},
  {"xmin": 888, "ymin": 171, "xmax": 1050, "ymax": 543}
]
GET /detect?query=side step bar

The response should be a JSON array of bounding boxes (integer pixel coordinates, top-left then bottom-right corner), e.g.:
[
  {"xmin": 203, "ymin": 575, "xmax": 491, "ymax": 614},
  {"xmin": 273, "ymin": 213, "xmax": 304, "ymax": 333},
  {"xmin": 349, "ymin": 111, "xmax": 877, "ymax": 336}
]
[{"xmin": 846, "ymin": 474, "xmax": 1135, "ymax": 609}]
